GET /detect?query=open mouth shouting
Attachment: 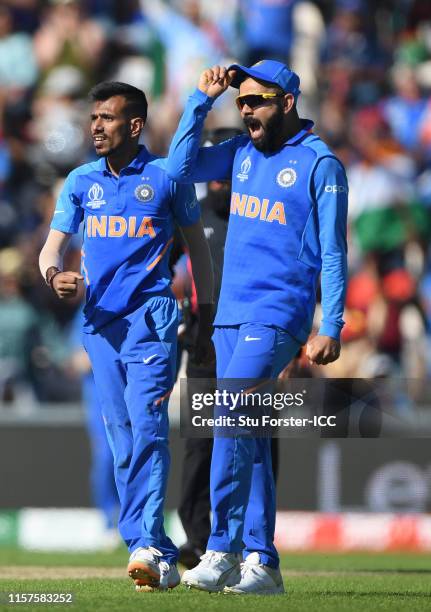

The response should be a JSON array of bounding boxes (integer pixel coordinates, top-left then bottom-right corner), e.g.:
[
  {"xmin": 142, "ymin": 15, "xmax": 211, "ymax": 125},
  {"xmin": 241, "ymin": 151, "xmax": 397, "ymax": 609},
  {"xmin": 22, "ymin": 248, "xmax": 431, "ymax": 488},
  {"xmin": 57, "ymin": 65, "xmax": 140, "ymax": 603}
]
[{"xmin": 244, "ymin": 117, "xmax": 264, "ymax": 141}]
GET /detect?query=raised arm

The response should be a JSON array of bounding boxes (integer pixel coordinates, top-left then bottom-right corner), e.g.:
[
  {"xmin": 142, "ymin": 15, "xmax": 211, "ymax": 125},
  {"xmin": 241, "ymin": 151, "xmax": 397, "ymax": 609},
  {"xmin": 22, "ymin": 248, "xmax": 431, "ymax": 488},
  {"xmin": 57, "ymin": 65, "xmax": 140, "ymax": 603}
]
[{"xmin": 166, "ymin": 65, "xmax": 244, "ymax": 183}]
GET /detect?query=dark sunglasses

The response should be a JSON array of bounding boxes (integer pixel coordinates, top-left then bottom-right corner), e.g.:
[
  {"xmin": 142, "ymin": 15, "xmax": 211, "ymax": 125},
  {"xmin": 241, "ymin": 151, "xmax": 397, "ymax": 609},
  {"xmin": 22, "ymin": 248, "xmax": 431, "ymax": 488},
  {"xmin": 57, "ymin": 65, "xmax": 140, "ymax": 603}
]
[{"xmin": 235, "ymin": 92, "xmax": 285, "ymax": 111}]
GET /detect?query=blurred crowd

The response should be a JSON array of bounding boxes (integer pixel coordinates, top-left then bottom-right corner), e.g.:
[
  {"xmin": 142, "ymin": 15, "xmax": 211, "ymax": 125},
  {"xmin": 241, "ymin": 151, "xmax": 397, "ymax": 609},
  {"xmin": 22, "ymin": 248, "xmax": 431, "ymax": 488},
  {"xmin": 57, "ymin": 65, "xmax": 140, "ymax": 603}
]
[{"xmin": 1, "ymin": 0, "xmax": 431, "ymax": 404}]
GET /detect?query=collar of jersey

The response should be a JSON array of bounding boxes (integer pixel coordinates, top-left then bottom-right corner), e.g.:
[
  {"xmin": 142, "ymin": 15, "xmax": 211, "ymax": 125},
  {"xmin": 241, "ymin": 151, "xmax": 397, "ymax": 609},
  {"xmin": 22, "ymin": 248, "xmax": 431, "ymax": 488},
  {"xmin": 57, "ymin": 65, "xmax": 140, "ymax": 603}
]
[
  {"xmin": 100, "ymin": 145, "xmax": 151, "ymax": 176},
  {"xmin": 284, "ymin": 119, "xmax": 314, "ymax": 146}
]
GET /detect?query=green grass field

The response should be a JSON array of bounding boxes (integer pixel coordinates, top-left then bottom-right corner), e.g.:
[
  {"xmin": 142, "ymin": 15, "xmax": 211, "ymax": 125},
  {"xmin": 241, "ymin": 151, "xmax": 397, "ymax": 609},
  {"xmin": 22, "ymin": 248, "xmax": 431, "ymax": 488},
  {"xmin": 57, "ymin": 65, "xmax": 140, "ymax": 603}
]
[{"xmin": 0, "ymin": 548, "xmax": 430, "ymax": 611}]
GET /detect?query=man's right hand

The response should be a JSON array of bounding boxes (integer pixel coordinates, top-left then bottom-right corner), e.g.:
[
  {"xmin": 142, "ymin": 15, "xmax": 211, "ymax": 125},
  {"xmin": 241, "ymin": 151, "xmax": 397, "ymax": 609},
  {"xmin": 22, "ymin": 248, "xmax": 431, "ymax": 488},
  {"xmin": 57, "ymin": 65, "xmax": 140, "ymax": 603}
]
[
  {"xmin": 198, "ymin": 65, "xmax": 234, "ymax": 99},
  {"xmin": 52, "ymin": 271, "xmax": 83, "ymax": 299}
]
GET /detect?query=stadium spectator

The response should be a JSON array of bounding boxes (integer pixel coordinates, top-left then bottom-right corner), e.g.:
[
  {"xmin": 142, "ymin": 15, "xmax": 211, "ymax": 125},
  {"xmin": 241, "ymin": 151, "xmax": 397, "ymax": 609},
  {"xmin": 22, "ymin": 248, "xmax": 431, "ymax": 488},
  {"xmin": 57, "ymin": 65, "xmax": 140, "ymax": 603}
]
[
  {"xmin": 0, "ymin": 246, "xmax": 77, "ymax": 403},
  {"xmin": 240, "ymin": 0, "xmax": 298, "ymax": 66},
  {"xmin": 140, "ymin": 0, "xmax": 223, "ymax": 104},
  {"xmin": 33, "ymin": 0, "xmax": 106, "ymax": 88},
  {"xmin": 0, "ymin": 247, "xmax": 39, "ymax": 402},
  {"xmin": 29, "ymin": 66, "xmax": 89, "ymax": 173},
  {"xmin": 0, "ymin": 5, "xmax": 38, "ymax": 92},
  {"xmin": 381, "ymin": 63, "xmax": 429, "ymax": 154}
]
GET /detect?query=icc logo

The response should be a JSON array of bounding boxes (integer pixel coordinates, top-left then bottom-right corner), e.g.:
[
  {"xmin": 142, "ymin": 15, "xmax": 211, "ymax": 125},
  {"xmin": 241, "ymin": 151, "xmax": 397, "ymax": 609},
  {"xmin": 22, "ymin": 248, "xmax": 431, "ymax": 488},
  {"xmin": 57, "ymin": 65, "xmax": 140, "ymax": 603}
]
[
  {"xmin": 89, "ymin": 183, "xmax": 104, "ymax": 202},
  {"xmin": 237, "ymin": 156, "xmax": 251, "ymax": 182},
  {"xmin": 87, "ymin": 183, "xmax": 106, "ymax": 209}
]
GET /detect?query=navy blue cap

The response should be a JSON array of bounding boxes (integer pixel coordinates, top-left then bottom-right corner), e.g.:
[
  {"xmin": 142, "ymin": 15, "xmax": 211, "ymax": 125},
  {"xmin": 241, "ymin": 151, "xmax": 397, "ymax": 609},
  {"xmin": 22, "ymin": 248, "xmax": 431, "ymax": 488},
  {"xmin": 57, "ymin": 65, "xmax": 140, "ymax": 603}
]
[{"xmin": 228, "ymin": 60, "xmax": 301, "ymax": 100}]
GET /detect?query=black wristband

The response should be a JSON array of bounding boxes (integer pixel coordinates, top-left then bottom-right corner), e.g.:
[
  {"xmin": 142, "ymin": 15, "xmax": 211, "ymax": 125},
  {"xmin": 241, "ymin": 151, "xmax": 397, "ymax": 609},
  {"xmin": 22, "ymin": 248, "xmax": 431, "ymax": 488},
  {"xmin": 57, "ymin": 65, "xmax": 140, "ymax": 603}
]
[{"xmin": 45, "ymin": 266, "xmax": 61, "ymax": 289}]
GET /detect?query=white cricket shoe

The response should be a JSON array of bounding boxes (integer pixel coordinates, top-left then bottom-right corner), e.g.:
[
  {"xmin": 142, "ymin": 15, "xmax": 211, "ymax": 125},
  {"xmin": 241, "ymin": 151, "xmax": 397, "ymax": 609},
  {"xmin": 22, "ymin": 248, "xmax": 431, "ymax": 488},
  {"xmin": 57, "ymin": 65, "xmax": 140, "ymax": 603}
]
[
  {"xmin": 128, "ymin": 546, "xmax": 180, "ymax": 591},
  {"xmin": 181, "ymin": 550, "xmax": 241, "ymax": 592},
  {"xmin": 223, "ymin": 552, "xmax": 285, "ymax": 595}
]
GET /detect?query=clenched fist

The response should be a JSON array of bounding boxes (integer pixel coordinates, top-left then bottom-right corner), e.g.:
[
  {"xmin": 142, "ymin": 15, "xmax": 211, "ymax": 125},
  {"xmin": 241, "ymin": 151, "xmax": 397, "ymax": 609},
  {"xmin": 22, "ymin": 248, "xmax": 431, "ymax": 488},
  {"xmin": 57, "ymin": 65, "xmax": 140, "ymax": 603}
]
[
  {"xmin": 306, "ymin": 335, "xmax": 340, "ymax": 366},
  {"xmin": 198, "ymin": 65, "xmax": 235, "ymax": 99},
  {"xmin": 52, "ymin": 271, "xmax": 84, "ymax": 299}
]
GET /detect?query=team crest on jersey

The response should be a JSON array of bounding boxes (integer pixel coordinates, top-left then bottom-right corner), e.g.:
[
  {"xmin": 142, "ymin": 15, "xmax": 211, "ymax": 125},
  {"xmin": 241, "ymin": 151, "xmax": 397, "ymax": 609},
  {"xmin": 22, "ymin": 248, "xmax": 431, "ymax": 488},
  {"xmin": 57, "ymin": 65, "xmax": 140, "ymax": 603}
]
[
  {"xmin": 87, "ymin": 183, "xmax": 106, "ymax": 208},
  {"xmin": 277, "ymin": 167, "xmax": 297, "ymax": 188},
  {"xmin": 135, "ymin": 184, "xmax": 155, "ymax": 202},
  {"xmin": 237, "ymin": 156, "xmax": 251, "ymax": 182}
]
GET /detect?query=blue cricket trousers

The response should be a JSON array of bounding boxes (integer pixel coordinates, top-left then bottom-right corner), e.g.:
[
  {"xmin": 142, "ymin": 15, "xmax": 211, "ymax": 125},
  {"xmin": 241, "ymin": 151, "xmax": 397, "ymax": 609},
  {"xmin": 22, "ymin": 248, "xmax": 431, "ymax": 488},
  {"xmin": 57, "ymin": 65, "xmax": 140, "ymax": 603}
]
[
  {"xmin": 83, "ymin": 295, "xmax": 178, "ymax": 563},
  {"xmin": 208, "ymin": 323, "xmax": 301, "ymax": 568},
  {"xmin": 82, "ymin": 372, "xmax": 118, "ymax": 530}
]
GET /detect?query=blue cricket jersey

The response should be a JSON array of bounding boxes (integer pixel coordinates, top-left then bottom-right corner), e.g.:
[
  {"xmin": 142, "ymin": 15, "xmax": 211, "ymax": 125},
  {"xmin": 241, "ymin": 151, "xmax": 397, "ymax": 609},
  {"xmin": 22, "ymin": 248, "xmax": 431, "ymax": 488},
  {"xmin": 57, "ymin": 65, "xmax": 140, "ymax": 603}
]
[
  {"xmin": 51, "ymin": 146, "xmax": 199, "ymax": 333},
  {"xmin": 167, "ymin": 89, "xmax": 348, "ymax": 342}
]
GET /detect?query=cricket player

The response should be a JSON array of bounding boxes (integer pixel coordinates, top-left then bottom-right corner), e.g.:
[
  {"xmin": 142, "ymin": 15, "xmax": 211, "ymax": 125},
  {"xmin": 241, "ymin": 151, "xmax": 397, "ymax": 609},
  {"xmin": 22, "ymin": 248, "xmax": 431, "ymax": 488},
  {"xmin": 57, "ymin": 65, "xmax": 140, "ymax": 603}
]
[
  {"xmin": 177, "ymin": 127, "xmax": 280, "ymax": 570},
  {"xmin": 39, "ymin": 82, "xmax": 214, "ymax": 591},
  {"xmin": 166, "ymin": 60, "xmax": 348, "ymax": 594},
  {"xmin": 178, "ymin": 127, "xmax": 238, "ymax": 568}
]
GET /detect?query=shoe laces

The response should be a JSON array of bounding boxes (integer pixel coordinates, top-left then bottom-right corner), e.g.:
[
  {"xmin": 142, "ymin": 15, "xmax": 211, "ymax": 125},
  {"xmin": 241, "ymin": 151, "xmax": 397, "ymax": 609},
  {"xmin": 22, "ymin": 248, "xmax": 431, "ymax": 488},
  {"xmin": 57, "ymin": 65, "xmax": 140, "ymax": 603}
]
[
  {"xmin": 199, "ymin": 550, "xmax": 230, "ymax": 567},
  {"xmin": 159, "ymin": 561, "xmax": 170, "ymax": 590},
  {"xmin": 240, "ymin": 562, "xmax": 255, "ymax": 578},
  {"xmin": 241, "ymin": 553, "xmax": 261, "ymax": 578},
  {"xmin": 130, "ymin": 546, "xmax": 162, "ymax": 562}
]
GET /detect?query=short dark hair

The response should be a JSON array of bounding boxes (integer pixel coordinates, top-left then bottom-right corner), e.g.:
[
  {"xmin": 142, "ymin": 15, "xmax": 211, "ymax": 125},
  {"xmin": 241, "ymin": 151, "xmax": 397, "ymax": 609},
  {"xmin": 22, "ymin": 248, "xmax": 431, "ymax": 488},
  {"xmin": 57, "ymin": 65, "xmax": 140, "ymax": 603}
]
[{"xmin": 88, "ymin": 81, "xmax": 148, "ymax": 121}]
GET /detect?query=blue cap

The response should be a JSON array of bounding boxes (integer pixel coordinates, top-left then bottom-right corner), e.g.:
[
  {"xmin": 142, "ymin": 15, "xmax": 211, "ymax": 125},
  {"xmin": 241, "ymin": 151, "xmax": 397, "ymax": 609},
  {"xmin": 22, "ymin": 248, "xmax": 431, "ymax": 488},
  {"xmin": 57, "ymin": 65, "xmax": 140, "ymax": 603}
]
[{"xmin": 228, "ymin": 60, "xmax": 301, "ymax": 100}]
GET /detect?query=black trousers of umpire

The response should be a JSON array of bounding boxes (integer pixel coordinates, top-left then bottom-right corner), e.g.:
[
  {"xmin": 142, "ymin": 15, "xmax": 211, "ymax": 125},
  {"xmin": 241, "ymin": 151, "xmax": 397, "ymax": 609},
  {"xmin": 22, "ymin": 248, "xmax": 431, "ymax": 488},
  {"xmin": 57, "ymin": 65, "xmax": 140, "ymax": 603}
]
[{"xmin": 179, "ymin": 358, "xmax": 279, "ymax": 551}]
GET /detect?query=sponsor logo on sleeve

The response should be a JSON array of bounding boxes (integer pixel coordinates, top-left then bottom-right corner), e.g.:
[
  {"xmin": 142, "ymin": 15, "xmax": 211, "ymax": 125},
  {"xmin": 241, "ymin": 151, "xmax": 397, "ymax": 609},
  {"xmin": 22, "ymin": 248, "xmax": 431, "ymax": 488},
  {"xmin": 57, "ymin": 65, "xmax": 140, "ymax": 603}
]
[{"xmin": 324, "ymin": 185, "xmax": 348, "ymax": 193}]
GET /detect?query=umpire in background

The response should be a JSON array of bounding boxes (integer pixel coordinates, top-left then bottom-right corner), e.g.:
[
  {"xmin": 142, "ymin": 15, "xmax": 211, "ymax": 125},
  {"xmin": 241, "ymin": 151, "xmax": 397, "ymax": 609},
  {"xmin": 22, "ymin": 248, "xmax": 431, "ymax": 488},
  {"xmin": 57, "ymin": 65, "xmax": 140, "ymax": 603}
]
[{"xmin": 178, "ymin": 128, "xmax": 279, "ymax": 569}]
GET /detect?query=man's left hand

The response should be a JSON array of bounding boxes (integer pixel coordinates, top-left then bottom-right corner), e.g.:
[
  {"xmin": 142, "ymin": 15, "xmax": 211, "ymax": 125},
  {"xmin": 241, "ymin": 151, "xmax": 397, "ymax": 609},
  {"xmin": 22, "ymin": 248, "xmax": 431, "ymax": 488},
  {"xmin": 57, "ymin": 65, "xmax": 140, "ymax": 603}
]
[
  {"xmin": 193, "ymin": 331, "xmax": 215, "ymax": 367},
  {"xmin": 306, "ymin": 335, "xmax": 340, "ymax": 365},
  {"xmin": 192, "ymin": 304, "xmax": 215, "ymax": 366}
]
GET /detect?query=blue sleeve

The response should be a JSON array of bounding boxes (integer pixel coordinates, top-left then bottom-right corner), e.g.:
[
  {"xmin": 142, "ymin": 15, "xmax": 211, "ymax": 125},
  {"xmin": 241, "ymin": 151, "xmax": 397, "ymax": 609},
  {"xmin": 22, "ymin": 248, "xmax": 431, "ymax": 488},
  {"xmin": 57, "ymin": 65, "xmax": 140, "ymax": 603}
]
[
  {"xmin": 171, "ymin": 182, "xmax": 201, "ymax": 227},
  {"xmin": 166, "ymin": 88, "xmax": 243, "ymax": 183},
  {"xmin": 312, "ymin": 157, "xmax": 348, "ymax": 340},
  {"xmin": 50, "ymin": 170, "xmax": 83, "ymax": 234}
]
